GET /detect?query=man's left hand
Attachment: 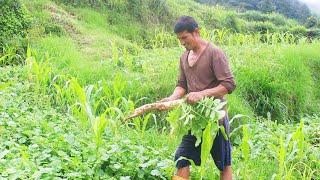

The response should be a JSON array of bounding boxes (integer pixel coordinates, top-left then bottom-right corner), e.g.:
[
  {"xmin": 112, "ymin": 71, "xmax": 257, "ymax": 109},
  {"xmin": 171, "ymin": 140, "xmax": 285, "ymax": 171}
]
[{"xmin": 186, "ymin": 92, "xmax": 205, "ymax": 104}]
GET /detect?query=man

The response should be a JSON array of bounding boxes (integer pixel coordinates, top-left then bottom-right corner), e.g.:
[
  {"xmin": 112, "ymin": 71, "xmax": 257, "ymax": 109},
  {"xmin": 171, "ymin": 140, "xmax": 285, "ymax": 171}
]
[{"xmin": 160, "ymin": 16, "xmax": 236, "ymax": 180}]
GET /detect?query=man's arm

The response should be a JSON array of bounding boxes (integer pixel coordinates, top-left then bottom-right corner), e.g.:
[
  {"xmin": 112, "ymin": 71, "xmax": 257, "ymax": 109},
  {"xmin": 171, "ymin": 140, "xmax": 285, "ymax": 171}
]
[
  {"xmin": 159, "ymin": 86, "xmax": 186, "ymax": 102},
  {"xmin": 186, "ymin": 84, "xmax": 228, "ymax": 104},
  {"xmin": 201, "ymin": 84, "xmax": 228, "ymax": 98},
  {"xmin": 187, "ymin": 48, "xmax": 236, "ymax": 104}
]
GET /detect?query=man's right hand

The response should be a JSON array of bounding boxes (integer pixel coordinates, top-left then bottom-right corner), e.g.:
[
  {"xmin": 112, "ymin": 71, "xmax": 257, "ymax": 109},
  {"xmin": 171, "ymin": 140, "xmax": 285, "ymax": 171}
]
[
  {"xmin": 158, "ymin": 86, "xmax": 186, "ymax": 103},
  {"xmin": 158, "ymin": 97, "xmax": 173, "ymax": 103}
]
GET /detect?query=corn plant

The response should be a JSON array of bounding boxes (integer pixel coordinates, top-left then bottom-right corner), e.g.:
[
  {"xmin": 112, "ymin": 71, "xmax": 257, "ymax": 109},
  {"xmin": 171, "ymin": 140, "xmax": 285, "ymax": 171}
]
[
  {"xmin": 271, "ymin": 32, "xmax": 280, "ymax": 44},
  {"xmin": 152, "ymin": 27, "xmax": 165, "ymax": 49},
  {"xmin": 231, "ymin": 33, "xmax": 246, "ymax": 46},
  {"xmin": 25, "ymin": 47, "xmax": 121, "ymax": 150},
  {"xmin": 111, "ymin": 41, "xmax": 120, "ymax": 66},
  {"xmin": 122, "ymin": 46, "xmax": 133, "ymax": 70},
  {"xmin": 112, "ymin": 73, "xmax": 127, "ymax": 99},
  {"xmin": 291, "ymin": 120, "xmax": 305, "ymax": 159},
  {"xmin": 262, "ymin": 30, "xmax": 272, "ymax": 44},
  {"xmin": 200, "ymin": 27, "xmax": 212, "ymax": 42},
  {"xmin": 239, "ymin": 124, "xmax": 252, "ymax": 178},
  {"xmin": 151, "ymin": 27, "xmax": 177, "ymax": 49},
  {"xmin": 25, "ymin": 48, "xmax": 52, "ymax": 94},
  {"xmin": 241, "ymin": 125, "xmax": 251, "ymax": 162},
  {"xmin": 131, "ymin": 113, "xmax": 152, "ymax": 137},
  {"xmin": 50, "ymin": 74, "xmax": 68, "ymax": 106},
  {"xmin": 252, "ymin": 32, "xmax": 263, "ymax": 44},
  {"xmin": 276, "ymin": 136, "xmax": 286, "ymax": 180},
  {"xmin": 212, "ymin": 28, "xmax": 230, "ymax": 45},
  {"xmin": 92, "ymin": 114, "xmax": 109, "ymax": 149},
  {"xmin": 0, "ymin": 44, "xmax": 22, "ymax": 65},
  {"xmin": 199, "ymin": 121, "xmax": 214, "ymax": 179},
  {"xmin": 51, "ymin": 75, "xmax": 126, "ymax": 148},
  {"xmin": 284, "ymin": 33, "xmax": 296, "ymax": 44},
  {"xmin": 57, "ymin": 78, "xmax": 92, "ymax": 126},
  {"xmin": 261, "ymin": 118, "xmax": 320, "ymax": 180}
]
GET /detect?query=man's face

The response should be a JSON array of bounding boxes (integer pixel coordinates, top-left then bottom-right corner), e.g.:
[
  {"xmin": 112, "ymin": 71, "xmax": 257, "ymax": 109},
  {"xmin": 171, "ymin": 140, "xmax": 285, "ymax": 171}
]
[{"xmin": 176, "ymin": 30, "xmax": 198, "ymax": 51}]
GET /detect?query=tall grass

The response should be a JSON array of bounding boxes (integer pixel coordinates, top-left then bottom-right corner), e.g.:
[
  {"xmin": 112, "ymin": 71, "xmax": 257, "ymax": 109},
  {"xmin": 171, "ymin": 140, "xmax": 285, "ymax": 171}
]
[
  {"xmin": 228, "ymin": 41, "xmax": 320, "ymax": 121},
  {"xmin": 26, "ymin": 46, "xmax": 131, "ymax": 152},
  {"xmin": 26, "ymin": 46, "xmax": 52, "ymax": 94}
]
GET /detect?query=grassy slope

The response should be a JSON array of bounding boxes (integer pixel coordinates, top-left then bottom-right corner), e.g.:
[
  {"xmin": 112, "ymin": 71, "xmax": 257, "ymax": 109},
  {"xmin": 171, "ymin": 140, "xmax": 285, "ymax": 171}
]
[{"xmin": 24, "ymin": 0, "xmax": 320, "ymax": 120}]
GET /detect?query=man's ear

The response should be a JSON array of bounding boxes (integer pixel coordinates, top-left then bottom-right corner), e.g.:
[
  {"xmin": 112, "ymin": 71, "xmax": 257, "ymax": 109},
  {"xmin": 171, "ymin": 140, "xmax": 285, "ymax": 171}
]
[{"xmin": 192, "ymin": 28, "xmax": 200, "ymax": 36}]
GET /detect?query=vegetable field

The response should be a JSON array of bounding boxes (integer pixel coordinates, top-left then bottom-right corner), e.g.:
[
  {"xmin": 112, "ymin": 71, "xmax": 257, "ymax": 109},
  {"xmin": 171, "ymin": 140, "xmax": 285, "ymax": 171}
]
[{"xmin": 1, "ymin": 0, "xmax": 319, "ymax": 179}]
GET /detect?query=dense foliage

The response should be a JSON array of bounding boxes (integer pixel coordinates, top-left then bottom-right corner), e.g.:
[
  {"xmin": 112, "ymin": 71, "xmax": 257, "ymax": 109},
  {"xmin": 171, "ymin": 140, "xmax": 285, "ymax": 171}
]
[
  {"xmin": 0, "ymin": 0, "xmax": 29, "ymax": 41},
  {"xmin": 0, "ymin": 0, "xmax": 30, "ymax": 65},
  {"xmin": 52, "ymin": 0, "xmax": 320, "ymax": 37},
  {"xmin": 196, "ymin": 0, "xmax": 312, "ymax": 22},
  {"xmin": 53, "ymin": 0, "xmax": 173, "ymax": 24}
]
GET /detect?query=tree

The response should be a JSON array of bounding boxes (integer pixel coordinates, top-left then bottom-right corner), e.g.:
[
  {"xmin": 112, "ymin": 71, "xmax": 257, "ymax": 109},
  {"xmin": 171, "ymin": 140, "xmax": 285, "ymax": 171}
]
[
  {"xmin": 305, "ymin": 16, "xmax": 318, "ymax": 28},
  {"xmin": 258, "ymin": 0, "xmax": 276, "ymax": 13}
]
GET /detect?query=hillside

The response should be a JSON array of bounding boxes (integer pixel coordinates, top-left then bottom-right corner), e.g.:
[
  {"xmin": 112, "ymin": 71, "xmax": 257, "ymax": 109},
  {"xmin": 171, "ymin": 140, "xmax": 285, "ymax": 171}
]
[
  {"xmin": 196, "ymin": 0, "xmax": 312, "ymax": 22},
  {"xmin": 18, "ymin": 0, "xmax": 320, "ymax": 120}
]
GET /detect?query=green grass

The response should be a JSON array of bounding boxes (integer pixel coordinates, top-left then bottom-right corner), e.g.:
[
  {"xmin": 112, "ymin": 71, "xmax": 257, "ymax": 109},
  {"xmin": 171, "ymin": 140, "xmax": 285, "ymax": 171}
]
[
  {"xmin": 1, "ymin": 0, "xmax": 320, "ymax": 179},
  {"xmin": 224, "ymin": 43, "xmax": 320, "ymax": 121},
  {"xmin": 34, "ymin": 35, "xmax": 112, "ymax": 84}
]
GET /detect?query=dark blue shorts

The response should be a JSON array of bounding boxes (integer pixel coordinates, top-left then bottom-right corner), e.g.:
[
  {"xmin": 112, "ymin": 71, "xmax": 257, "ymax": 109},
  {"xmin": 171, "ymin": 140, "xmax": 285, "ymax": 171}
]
[{"xmin": 174, "ymin": 115, "xmax": 232, "ymax": 171}]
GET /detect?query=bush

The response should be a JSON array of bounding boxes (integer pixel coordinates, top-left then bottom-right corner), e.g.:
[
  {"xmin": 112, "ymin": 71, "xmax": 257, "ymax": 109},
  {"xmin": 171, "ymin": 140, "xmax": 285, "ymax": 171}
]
[
  {"xmin": 44, "ymin": 22, "xmax": 65, "ymax": 36},
  {"xmin": 288, "ymin": 25, "xmax": 307, "ymax": 37},
  {"xmin": 246, "ymin": 21, "xmax": 276, "ymax": 33},
  {"xmin": 307, "ymin": 28, "xmax": 320, "ymax": 39},
  {"xmin": 268, "ymin": 13, "xmax": 287, "ymax": 26},
  {"xmin": 239, "ymin": 11, "xmax": 296, "ymax": 30},
  {"xmin": 0, "ymin": 0, "xmax": 30, "ymax": 44},
  {"xmin": 0, "ymin": 0, "xmax": 30, "ymax": 65},
  {"xmin": 200, "ymin": 9, "xmax": 220, "ymax": 29},
  {"xmin": 0, "ymin": 38, "xmax": 27, "ymax": 66},
  {"xmin": 222, "ymin": 12, "xmax": 241, "ymax": 32},
  {"xmin": 305, "ymin": 16, "xmax": 318, "ymax": 28},
  {"xmin": 240, "ymin": 11, "xmax": 269, "ymax": 22}
]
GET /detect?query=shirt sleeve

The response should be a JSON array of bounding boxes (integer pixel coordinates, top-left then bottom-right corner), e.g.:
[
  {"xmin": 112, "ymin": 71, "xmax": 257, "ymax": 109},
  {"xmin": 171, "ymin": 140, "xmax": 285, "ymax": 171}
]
[
  {"xmin": 212, "ymin": 48, "xmax": 236, "ymax": 94},
  {"xmin": 176, "ymin": 58, "xmax": 188, "ymax": 91}
]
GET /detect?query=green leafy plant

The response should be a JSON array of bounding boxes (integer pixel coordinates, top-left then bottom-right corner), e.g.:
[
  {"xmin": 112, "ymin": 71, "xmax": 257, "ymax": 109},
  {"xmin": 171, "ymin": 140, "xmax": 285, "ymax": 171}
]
[{"xmin": 166, "ymin": 97, "xmax": 228, "ymax": 179}]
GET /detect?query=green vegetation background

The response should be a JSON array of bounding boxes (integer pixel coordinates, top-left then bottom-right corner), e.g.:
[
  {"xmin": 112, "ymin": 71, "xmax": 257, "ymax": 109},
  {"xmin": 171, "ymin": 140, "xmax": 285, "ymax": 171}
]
[{"xmin": 0, "ymin": 0, "xmax": 319, "ymax": 179}]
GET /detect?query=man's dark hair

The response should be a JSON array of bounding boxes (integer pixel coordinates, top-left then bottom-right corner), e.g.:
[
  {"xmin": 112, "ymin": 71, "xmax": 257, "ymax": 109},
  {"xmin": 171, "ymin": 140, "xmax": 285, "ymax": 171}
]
[{"xmin": 174, "ymin": 16, "xmax": 199, "ymax": 34}]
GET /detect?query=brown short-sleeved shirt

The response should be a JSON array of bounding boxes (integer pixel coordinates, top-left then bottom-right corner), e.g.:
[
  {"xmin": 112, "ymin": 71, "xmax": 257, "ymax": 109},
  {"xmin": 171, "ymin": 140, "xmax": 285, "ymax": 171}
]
[{"xmin": 176, "ymin": 43, "xmax": 236, "ymax": 97}]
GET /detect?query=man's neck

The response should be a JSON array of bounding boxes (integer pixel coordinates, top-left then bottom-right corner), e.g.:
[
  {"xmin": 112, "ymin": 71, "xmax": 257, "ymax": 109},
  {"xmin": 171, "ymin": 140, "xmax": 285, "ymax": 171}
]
[{"xmin": 192, "ymin": 39, "xmax": 207, "ymax": 54}]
